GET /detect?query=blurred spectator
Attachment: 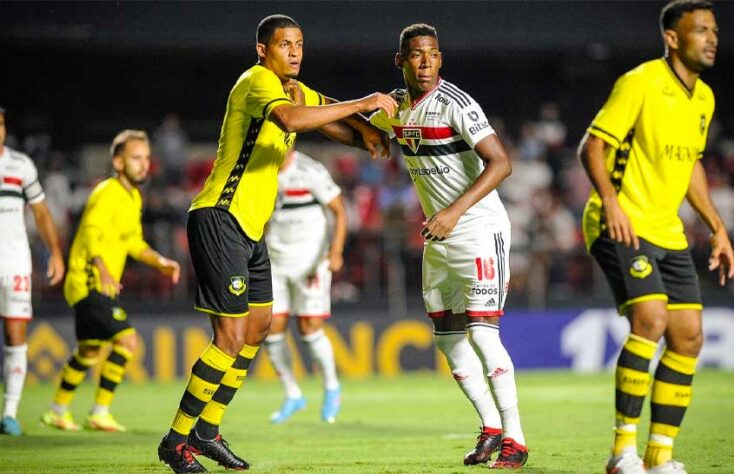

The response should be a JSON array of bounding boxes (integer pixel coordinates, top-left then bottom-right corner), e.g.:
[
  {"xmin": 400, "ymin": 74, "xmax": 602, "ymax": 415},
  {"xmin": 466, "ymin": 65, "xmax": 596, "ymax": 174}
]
[{"xmin": 153, "ymin": 114, "xmax": 189, "ymax": 185}]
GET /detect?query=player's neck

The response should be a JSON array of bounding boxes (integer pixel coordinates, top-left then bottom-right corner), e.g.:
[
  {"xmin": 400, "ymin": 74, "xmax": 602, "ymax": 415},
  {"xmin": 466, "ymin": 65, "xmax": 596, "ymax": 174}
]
[
  {"xmin": 116, "ymin": 174, "xmax": 136, "ymax": 193},
  {"xmin": 666, "ymin": 55, "xmax": 699, "ymax": 91}
]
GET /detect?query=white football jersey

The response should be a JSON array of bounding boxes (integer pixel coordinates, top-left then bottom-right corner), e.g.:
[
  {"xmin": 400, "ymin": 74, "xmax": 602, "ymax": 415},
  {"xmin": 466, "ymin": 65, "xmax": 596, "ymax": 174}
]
[
  {"xmin": 371, "ymin": 79, "xmax": 509, "ymax": 240},
  {"xmin": 266, "ymin": 151, "xmax": 341, "ymax": 272},
  {"xmin": 0, "ymin": 146, "xmax": 45, "ymax": 275}
]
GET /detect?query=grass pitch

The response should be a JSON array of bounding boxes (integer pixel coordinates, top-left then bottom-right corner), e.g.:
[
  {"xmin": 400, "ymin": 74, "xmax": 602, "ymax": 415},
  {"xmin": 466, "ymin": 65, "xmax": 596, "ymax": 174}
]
[{"xmin": 1, "ymin": 371, "xmax": 733, "ymax": 473}]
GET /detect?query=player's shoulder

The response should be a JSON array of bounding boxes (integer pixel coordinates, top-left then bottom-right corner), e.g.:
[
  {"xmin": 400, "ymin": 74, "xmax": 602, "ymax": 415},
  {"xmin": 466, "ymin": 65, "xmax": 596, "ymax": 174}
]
[
  {"xmin": 4, "ymin": 147, "xmax": 36, "ymax": 168},
  {"xmin": 696, "ymin": 78, "xmax": 714, "ymax": 104},
  {"xmin": 89, "ymin": 177, "xmax": 120, "ymax": 199},
  {"xmin": 436, "ymin": 79, "xmax": 477, "ymax": 109},
  {"xmin": 294, "ymin": 152, "xmax": 329, "ymax": 175},
  {"xmin": 616, "ymin": 59, "xmax": 663, "ymax": 89},
  {"xmin": 237, "ymin": 64, "xmax": 280, "ymax": 91}
]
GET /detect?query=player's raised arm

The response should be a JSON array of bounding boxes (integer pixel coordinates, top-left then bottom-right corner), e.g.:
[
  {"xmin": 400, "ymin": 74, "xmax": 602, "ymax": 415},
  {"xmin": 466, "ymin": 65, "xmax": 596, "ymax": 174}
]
[{"xmin": 268, "ymin": 92, "xmax": 397, "ymax": 134}]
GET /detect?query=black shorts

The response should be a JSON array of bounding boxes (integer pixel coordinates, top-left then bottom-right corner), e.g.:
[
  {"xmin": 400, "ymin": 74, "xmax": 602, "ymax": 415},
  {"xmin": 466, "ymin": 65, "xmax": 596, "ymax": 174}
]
[
  {"xmin": 590, "ymin": 234, "xmax": 702, "ymax": 314},
  {"xmin": 187, "ymin": 208, "xmax": 273, "ymax": 317},
  {"xmin": 74, "ymin": 291, "xmax": 134, "ymax": 344}
]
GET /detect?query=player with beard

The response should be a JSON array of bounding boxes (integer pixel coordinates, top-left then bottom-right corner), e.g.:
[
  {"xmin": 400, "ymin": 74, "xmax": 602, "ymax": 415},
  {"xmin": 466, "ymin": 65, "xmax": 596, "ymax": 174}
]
[
  {"xmin": 371, "ymin": 24, "xmax": 528, "ymax": 469},
  {"xmin": 41, "ymin": 130, "xmax": 180, "ymax": 433},
  {"xmin": 579, "ymin": 2, "xmax": 732, "ymax": 473}
]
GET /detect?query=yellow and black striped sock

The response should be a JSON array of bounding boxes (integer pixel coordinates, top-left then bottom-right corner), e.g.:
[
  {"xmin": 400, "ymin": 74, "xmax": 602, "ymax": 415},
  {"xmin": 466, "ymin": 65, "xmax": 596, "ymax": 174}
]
[
  {"xmin": 644, "ymin": 349, "xmax": 696, "ymax": 468},
  {"xmin": 93, "ymin": 345, "xmax": 133, "ymax": 409},
  {"xmin": 613, "ymin": 334, "xmax": 657, "ymax": 456},
  {"xmin": 196, "ymin": 344, "xmax": 260, "ymax": 439},
  {"xmin": 167, "ymin": 343, "xmax": 235, "ymax": 445},
  {"xmin": 52, "ymin": 350, "xmax": 98, "ymax": 409}
]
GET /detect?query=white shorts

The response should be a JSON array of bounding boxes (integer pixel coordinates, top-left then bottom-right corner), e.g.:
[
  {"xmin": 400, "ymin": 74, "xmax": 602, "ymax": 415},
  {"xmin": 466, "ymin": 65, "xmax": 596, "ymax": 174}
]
[
  {"xmin": 272, "ymin": 259, "xmax": 332, "ymax": 318},
  {"xmin": 422, "ymin": 228, "xmax": 510, "ymax": 318},
  {"xmin": 0, "ymin": 273, "xmax": 33, "ymax": 320}
]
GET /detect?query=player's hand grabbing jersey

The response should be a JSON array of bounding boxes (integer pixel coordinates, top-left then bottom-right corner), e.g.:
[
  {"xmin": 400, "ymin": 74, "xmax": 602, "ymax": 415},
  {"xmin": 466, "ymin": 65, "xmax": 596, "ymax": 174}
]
[
  {"xmin": 190, "ymin": 64, "xmax": 324, "ymax": 241},
  {"xmin": 370, "ymin": 79, "xmax": 509, "ymax": 241}
]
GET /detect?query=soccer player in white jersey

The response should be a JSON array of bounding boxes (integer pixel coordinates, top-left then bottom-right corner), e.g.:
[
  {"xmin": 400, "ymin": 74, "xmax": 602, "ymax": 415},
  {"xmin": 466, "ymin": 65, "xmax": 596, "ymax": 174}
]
[
  {"xmin": 264, "ymin": 148, "xmax": 346, "ymax": 424},
  {"xmin": 0, "ymin": 107, "xmax": 65, "ymax": 435},
  {"xmin": 370, "ymin": 25, "xmax": 528, "ymax": 468}
]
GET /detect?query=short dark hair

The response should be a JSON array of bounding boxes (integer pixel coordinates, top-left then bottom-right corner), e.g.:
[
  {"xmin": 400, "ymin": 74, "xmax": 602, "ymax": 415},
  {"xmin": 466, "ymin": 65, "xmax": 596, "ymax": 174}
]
[
  {"xmin": 257, "ymin": 14, "xmax": 300, "ymax": 45},
  {"xmin": 399, "ymin": 23, "xmax": 438, "ymax": 54},
  {"xmin": 660, "ymin": 0, "xmax": 713, "ymax": 32},
  {"xmin": 110, "ymin": 129, "xmax": 148, "ymax": 159}
]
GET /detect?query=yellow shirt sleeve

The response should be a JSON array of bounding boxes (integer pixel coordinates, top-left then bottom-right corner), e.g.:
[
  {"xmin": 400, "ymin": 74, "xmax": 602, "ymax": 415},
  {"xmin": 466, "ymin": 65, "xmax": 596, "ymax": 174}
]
[
  {"xmin": 299, "ymin": 82, "xmax": 324, "ymax": 107},
  {"xmin": 78, "ymin": 186, "xmax": 113, "ymax": 258},
  {"xmin": 244, "ymin": 68, "xmax": 292, "ymax": 119},
  {"xmin": 127, "ymin": 210, "xmax": 150, "ymax": 260},
  {"xmin": 588, "ymin": 70, "xmax": 646, "ymax": 148}
]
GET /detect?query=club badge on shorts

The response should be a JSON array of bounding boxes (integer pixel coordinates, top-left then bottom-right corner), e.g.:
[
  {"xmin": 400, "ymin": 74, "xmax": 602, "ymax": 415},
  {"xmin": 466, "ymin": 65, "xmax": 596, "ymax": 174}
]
[
  {"xmin": 228, "ymin": 276, "xmax": 247, "ymax": 296},
  {"xmin": 629, "ymin": 256, "xmax": 653, "ymax": 279}
]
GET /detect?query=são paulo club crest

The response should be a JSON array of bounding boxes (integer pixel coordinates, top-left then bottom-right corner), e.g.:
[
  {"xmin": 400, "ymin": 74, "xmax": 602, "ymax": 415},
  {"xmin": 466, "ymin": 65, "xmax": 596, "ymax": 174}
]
[{"xmin": 402, "ymin": 128, "xmax": 422, "ymax": 153}]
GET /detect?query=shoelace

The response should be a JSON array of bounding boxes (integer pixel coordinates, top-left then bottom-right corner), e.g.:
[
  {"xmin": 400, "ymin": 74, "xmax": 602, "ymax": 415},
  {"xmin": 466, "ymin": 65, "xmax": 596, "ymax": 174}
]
[
  {"xmin": 499, "ymin": 441, "xmax": 516, "ymax": 458},
  {"xmin": 176, "ymin": 444, "xmax": 197, "ymax": 464}
]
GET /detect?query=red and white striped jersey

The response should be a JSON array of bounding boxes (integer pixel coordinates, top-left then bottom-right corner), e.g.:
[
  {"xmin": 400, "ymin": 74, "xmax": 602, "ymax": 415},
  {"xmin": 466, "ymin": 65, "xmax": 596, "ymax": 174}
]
[
  {"xmin": 0, "ymin": 146, "xmax": 45, "ymax": 274},
  {"xmin": 266, "ymin": 151, "xmax": 341, "ymax": 269},
  {"xmin": 371, "ymin": 78, "xmax": 509, "ymax": 240}
]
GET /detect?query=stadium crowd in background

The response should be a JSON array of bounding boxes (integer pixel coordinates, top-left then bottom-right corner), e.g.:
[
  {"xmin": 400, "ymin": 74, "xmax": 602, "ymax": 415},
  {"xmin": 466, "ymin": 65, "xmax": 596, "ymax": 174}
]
[{"xmin": 9, "ymin": 100, "xmax": 734, "ymax": 312}]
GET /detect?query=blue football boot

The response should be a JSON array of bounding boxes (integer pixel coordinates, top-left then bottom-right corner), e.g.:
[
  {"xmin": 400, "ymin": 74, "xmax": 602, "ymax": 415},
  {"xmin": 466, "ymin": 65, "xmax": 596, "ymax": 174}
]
[{"xmin": 270, "ymin": 396, "xmax": 306, "ymax": 424}]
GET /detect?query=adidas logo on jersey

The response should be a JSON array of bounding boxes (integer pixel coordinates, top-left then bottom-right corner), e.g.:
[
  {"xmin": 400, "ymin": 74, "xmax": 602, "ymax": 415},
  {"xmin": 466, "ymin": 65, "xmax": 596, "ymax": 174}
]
[{"xmin": 484, "ymin": 298, "xmax": 496, "ymax": 307}]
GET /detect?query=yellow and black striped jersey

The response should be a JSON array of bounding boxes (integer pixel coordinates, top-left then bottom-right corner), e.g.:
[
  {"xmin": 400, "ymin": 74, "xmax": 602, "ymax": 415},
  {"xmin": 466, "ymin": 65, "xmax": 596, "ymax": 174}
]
[
  {"xmin": 64, "ymin": 178, "xmax": 149, "ymax": 307},
  {"xmin": 583, "ymin": 58, "xmax": 715, "ymax": 250},
  {"xmin": 189, "ymin": 64, "xmax": 324, "ymax": 241}
]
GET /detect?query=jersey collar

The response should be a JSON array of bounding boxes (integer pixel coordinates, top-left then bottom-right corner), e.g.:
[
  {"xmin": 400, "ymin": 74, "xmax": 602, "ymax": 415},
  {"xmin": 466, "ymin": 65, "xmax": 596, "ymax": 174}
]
[
  {"xmin": 409, "ymin": 77, "xmax": 442, "ymax": 109},
  {"xmin": 661, "ymin": 57, "xmax": 696, "ymax": 99}
]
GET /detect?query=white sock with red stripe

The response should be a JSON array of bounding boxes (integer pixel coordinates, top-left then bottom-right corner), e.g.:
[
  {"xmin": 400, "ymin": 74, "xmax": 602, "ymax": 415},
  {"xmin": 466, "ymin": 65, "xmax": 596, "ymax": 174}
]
[
  {"xmin": 264, "ymin": 333, "xmax": 303, "ymax": 399},
  {"xmin": 302, "ymin": 329, "xmax": 339, "ymax": 391},
  {"xmin": 467, "ymin": 323, "xmax": 525, "ymax": 445},
  {"xmin": 3, "ymin": 344, "xmax": 27, "ymax": 419},
  {"xmin": 434, "ymin": 332, "xmax": 501, "ymax": 430}
]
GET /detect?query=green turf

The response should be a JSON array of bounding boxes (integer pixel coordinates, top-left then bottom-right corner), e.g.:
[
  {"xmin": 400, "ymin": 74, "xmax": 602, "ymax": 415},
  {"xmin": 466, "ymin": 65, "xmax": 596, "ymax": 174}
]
[{"xmin": 1, "ymin": 371, "xmax": 733, "ymax": 473}]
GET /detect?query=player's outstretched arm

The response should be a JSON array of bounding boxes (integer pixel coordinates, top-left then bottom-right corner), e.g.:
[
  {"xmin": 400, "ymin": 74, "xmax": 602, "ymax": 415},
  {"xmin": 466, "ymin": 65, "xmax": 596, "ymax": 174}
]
[
  {"xmin": 268, "ymin": 93, "xmax": 397, "ymax": 135},
  {"xmin": 325, "ymin": 195, "xmax": 347, "ymax": 272},
  {"xmin": 137, "ymin": 247, "xmax": 181, "ymax": 284},
  {"xmin": 321, "ymin": 96, "xmax": 391, "ymax": 159},
  {"xmin": 686, "ymin": 160, "xmax": 734, "ymax": 285},
  {"xmin": 29, "ymin": 200, "xmax": 65, "ymax": 286},
  {"xmin": 421, "ymin": 134, "xmax": 511, "ymax": 241},
  {"xmin": 578, "ymin": 133, "xmax": 639, "ymax": 249}
]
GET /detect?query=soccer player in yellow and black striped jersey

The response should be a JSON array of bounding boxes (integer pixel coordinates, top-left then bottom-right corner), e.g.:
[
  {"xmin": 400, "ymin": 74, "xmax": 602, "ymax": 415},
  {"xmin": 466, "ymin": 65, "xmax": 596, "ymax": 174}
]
[
  {"xmin": 40, "ymin": 130, "xmax": 180, "ymax": 433},
  {"xmin": 158, "ymin": 14, "xmax": 397, "ymax": 473},
  {"xmin": 578, "ymin": 2, "xmax": 734, "ymax": 473}
]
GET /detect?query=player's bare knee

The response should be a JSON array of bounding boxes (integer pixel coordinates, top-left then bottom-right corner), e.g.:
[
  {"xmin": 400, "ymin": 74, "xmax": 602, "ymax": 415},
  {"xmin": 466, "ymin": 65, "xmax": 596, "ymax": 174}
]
[
  {"xmin": 78, "ymin": 343, "xmax": 101, "ymax": 359},
  {"xmin": 297, "ymin": 317, "xmax": 324, "ymax": 336},
  {"xmin": 668, "ymin": 329, "xmax": 704, "ymax": 357},
  {"xmin": 116, "ymin": 332, "xmax": 139, "ymax": 353},
  {"xmin": 629, "ymin": 308, "xmax": 668, "ymax": 340}
]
